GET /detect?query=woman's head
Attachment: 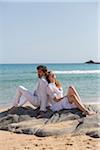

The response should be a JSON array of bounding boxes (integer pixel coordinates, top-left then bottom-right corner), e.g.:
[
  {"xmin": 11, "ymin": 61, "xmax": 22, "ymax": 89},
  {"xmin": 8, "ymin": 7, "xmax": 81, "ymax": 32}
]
[
  {"xmin": 47, "ymin": 71, "xmax": 62, "ymax": 89},
  {"xmin": 47, "ymin": 71, "xmax": 56, "ymax": 83}
]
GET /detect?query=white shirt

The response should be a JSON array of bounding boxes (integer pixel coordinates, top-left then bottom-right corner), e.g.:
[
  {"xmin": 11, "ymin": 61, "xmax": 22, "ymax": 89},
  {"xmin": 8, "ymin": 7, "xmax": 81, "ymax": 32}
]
[
  {"xmin": 47, "ymin": 83, "xmax": 63, "ymax": 99},
  {"xmin": 47, "ymin": 83, "xmax": 76, "ymax": 111},
  {"xmin": 33, "ymin": 76, "xmax": 48, "ymax": 111}
]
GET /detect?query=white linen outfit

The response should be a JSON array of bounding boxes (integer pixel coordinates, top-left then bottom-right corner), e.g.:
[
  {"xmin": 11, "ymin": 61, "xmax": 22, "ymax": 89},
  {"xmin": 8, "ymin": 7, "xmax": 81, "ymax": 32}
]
[
  {"xmin": 47, "ymin": 83, "xmax": 76, "ymax": 112},
  {"xmin": 13, "ymin": 77, "xmax": 48, "ymax": 111}
]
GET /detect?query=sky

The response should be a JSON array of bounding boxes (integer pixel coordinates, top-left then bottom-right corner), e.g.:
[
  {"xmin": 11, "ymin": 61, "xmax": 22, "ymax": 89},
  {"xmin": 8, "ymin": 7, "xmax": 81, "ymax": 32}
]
[{"xmin": 0, "ymin": 0, "xmax": 99, "ymax": 64}]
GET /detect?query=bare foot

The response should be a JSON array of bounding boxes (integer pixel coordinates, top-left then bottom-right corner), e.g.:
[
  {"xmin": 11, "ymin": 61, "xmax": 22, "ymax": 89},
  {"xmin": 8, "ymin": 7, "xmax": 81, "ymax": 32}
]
[
  {"xmin": 8, "ymin": 106, "xmax": 17, "ymax": 114},
  {"xmin": 85, "ymin": 110, "xmax": 96, "ymax": 116},
  {"xmin": 36, "ymin": 111, "xmax": 46, "ymax": 119}
]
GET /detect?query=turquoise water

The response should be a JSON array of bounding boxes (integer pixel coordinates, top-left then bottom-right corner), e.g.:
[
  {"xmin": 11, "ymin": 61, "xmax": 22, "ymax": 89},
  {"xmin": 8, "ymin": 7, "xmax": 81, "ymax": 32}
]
[{"xmin": 0, "ymin": 63, "xmax": 100, "ymax": 107}]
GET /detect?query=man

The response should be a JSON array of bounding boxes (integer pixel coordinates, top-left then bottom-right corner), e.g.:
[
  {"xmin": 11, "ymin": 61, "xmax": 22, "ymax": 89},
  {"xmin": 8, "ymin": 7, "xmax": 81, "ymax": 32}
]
[{"xmin": 9, "ymin": 65, "xmax": 49, "ymax": 116}]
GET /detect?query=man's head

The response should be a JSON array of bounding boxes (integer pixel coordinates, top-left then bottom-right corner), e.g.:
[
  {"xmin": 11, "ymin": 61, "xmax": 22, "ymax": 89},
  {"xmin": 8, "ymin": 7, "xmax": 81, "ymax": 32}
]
[{"xmin": 37, "ymin": 65, "xmax": 48, "ymax": 78}]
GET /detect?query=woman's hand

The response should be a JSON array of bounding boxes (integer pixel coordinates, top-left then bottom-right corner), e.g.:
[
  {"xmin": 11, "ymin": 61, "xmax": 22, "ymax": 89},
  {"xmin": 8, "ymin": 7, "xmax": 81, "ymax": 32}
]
[{"xmin": 53, "ymin": 95, "xmax": 67, "ymax": 102}]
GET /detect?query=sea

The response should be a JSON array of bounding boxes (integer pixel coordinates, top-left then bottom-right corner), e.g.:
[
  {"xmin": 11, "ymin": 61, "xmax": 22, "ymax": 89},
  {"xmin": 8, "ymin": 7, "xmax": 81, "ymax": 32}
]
[{"xmin": 0, "ymin": 63, "xmax": 100, "ymax": 108}]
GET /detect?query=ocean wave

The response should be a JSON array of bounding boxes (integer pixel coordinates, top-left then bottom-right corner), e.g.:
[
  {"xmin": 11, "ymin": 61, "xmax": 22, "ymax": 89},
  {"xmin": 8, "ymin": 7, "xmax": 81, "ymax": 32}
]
[{"xmin": 54, "ymin": 70, "xmax": 100, "ymax": 74}]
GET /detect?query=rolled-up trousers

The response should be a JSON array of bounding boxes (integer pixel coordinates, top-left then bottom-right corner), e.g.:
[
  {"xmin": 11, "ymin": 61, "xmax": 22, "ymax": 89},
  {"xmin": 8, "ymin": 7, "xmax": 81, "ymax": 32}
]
[{"xmin": 13, "ymin": 86, "xmax": 40, "ymax": 107}]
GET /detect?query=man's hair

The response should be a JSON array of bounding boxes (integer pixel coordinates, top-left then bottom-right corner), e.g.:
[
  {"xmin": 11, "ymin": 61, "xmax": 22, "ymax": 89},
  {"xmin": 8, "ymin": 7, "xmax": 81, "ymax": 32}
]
[{"xmin": 37, "ymin": 65, "xmax": 48, "ymax": 74}]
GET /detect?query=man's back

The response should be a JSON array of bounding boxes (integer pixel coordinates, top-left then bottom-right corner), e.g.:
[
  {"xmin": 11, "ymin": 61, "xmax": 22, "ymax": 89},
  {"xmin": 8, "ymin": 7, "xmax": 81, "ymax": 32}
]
[{"xmin": 36, "ymin": 77, "xmax": 48, "ymax": 111}]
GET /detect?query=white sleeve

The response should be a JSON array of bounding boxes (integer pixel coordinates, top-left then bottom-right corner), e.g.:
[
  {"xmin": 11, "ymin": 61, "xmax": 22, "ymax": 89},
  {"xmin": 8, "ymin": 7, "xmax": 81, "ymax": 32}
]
[
  {"xmin": 54, "ymin": 87, "xmax": 63, "ymax": 95},
  {"xmin": 47, "ymin": 83, "xmax": 64, "ymax": 99},
  {"xmin": 32, "ymin": 80, "xmax": 39, "ymax": 95},
  {"xmin": 39, "ymin": 79, "xmax": 48, "ymax": 111},
  {"xmin": 47, "ymin": 85, "xmax": 57, "ymax": 99}
]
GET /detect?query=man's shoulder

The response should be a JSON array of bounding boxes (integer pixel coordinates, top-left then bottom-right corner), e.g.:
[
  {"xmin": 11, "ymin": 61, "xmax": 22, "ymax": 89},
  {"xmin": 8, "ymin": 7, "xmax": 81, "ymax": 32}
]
[{"xmin": 41, "ymin": 77, "xmax": 48, "ymax": 84}]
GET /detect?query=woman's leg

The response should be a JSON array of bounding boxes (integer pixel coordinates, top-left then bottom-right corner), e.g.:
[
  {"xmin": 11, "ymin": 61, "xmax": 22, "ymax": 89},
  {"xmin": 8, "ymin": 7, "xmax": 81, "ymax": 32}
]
[
  {"xmin": 67, "ymin": 86, "xmax": 95, "ymax": 115},
  {"xmin": 67, "ymin": 86, "xmax": 82, "ymax": 103}
]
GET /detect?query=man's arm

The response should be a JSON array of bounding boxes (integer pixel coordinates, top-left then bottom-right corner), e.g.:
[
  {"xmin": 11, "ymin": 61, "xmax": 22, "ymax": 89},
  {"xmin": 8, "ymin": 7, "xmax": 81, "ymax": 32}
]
[{"xmin": 39, "ymin": 79, "xmax": 48, "ymax": 111}]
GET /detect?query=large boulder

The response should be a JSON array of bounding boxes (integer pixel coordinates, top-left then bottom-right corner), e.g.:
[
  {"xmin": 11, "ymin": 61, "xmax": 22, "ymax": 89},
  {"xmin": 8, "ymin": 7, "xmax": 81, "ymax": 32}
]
[{"xmin": 0, "ymin": 104, "xmax": 100, "ymax": 138}]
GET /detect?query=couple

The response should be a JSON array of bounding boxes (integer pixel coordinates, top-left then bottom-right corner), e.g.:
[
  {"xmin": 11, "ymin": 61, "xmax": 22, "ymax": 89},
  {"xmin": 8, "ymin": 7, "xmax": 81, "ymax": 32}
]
[{"xmin": 9, "ymin": 65, "xmax": 94, "ymax": 117}]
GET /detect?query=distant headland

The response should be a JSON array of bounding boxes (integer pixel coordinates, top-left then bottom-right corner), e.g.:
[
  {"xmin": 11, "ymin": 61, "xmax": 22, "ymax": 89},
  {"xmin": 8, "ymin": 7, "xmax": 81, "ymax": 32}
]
[{"xmin": 85, "ymin": 60, "xmax": 100, "ymax": 64}]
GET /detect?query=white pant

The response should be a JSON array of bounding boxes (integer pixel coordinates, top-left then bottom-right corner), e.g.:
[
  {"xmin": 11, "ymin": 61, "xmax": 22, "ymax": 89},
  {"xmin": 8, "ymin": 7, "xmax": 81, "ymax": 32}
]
[
  {"xmin": 51, "ymin": 97, "xmax": 76, "ymax": 112},
  {"xmin": 13, "ymin": 86, "xmax": 40, "ymax": 107}
]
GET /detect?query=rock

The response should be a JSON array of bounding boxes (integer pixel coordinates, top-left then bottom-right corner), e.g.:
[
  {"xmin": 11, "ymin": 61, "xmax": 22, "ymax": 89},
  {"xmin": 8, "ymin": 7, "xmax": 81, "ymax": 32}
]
[
  {"xmin": 86, "ymin": 130, "xmax": 100, "ymax": 138},
  {"xmin": 0, "ymin": 114, "xmax": 19, "ymax": 130},
  {"xmin": 73, "ymin": 114, "xmax": 100, "ymax": 135},
  {"xmin": 0, "ymin": 104, "xmax": 99, "ymax": 138},
  {"xmin": 85, "ymin": 60, "xmax": 100, "ymax": 64}
]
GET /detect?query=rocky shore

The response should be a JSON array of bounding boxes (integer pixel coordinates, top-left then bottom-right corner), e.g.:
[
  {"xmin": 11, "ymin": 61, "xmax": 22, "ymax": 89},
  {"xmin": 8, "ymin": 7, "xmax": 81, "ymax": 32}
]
[{"xmin": 0, "ymin": 104, "xmax": 100, "ymax": 138}]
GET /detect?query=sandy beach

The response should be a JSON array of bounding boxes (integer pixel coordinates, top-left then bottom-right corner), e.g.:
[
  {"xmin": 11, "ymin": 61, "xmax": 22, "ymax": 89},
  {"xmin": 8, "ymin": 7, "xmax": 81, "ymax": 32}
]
[
  {"xmin": 0, "ymin": 104, "xmax": 100, "ymax": 150},
  {"xmin": 0, "ymin": 130, "xmax": 99, "ymax": 150}
]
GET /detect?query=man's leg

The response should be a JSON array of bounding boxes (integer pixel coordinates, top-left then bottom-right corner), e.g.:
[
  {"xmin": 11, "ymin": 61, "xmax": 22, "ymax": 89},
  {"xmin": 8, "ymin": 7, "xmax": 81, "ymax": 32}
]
[
  {"xmin": 9, "ymin": 86, "xmax": 40, "ymax": 114},
  {"xmin": 13, "ymin": 86, "xmax": 27, "ymax": 107}
]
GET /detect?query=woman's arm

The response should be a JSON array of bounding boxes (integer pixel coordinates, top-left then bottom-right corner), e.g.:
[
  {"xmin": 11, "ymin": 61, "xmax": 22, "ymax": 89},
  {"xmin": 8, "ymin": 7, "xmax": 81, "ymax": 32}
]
[
  {"xmin": 47, "ymin": 83, "xmax": 65, "ymax": 102},
  {"xmin": 53, "ymin": 95, "xmax": 67, "ymax": 102}
]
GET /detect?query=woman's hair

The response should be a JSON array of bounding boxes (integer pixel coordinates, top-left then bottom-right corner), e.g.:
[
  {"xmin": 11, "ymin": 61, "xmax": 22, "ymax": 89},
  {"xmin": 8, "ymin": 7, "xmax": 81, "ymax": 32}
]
[{"xmin": 46, "ymin": 71, "xmax": 62, "ymax": 89}]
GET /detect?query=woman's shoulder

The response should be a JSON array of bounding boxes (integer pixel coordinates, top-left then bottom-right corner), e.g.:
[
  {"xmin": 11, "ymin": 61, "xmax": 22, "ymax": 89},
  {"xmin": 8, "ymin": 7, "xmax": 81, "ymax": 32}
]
[
  {"xmin": 48, "ymin": 83, "xmax": 55, "ymax": 89},
  {"xmin": 48, "ymin": 83, "xmax": 55, "ymax": 86}
]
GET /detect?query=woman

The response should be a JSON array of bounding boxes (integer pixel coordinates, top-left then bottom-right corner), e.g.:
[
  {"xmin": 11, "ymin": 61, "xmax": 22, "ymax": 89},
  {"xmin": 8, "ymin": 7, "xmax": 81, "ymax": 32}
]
[{"xmin": 46, "ymin": 71, "xmax": 95, "ymax": 115}]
